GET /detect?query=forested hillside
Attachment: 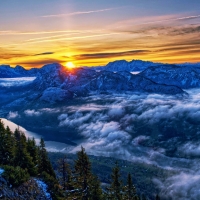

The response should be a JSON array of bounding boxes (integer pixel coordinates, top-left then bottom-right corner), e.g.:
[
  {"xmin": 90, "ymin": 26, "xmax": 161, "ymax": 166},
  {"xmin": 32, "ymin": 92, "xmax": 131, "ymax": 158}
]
[{"xmin": 0, "ymin": 120, "xmax": 160, "ymax": 199}]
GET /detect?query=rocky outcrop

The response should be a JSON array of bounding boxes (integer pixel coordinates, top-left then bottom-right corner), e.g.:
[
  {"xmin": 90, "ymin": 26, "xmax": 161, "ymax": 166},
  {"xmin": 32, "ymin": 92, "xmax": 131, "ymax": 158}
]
[
  {"xmin": 140, "ymin": 65, "xmax": 200, "ymax": 89},
  {"xmin": 0, "ymin": 177, "xmax": 50, "ymax": 200}
]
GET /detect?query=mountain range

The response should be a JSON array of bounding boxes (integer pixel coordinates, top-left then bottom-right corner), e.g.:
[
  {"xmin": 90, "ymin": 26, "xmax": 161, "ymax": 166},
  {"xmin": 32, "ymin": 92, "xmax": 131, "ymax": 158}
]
[
  {"xmin": 88, "ymin": 59, "xmax": 162, "ymax": 72},
  {"xmin": 0, "ymin": 62, "xmax": 187, "ymax": 106},
  {"xmin": 1, "ymin": 60, "xmax": 200, "ymax": 103},
  {"xmin": 1, "ymin": 60, "xmax": 200, "ymax": 200}
]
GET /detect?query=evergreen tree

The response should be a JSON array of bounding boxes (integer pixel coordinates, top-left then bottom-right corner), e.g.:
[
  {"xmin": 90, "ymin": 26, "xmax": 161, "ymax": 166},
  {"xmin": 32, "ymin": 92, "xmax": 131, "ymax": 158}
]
[
  {"xmin": 14, "ymin": 129, "xmax": 36, "ymax": 176},
  {"xmin": 74, "ymin": 146, "xmax": 92, "ymax": 200},
  {"xmin": 0, "ymin": 120, "xmax": 6, "ymax": 164},
  {"xmin": 0, "ymin": 121, "xmax": 14, "ymax": 165},
  {"xmin": 106, "ymin": 162, "xmax": 122, "ymax": 200},
  {"xmin": 155, "ymin": 194, "xmax": 160, "ymax": 200},
  {"xmin": 72, "ymin": 147, "xmax": 103, "ymax": 200},
  {"xmin": 27, "ymin": 137, "xmax": 39, "ymax": 166},
  {"xmin": 38, "ymin": 138, "xmax": 55, "ymax": 178},
  {"xmin": 0, "ymin": 119, "xmax": 4, "ymax": 132},
  {"xmin": 141, "ymin": 194, "xmax": 147, "ymax": 200},
  {"xmin": 90, "ymin": 175, "xmax": 103, "ymax": 200},
  {"xmin": 4, "ymin": 126, "xmax": 15, "ymax": 165},
  {"xmin": 123, "ymin": 173, "xmax": 137, "ymax": 200},
  {"xmin": 57, "ymin": 156, "xmax": 73, "ymax": 190}
]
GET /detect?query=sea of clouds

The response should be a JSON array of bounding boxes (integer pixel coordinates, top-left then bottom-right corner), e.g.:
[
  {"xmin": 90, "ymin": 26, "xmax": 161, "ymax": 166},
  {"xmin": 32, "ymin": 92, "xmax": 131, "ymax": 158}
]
[
  {"xmin": 6, "ymin": 88, "xmax": 200, "ymax": 199},
  {"xmin": 0, "ymin": 77, "xmax": 35, "ymax": 87}
]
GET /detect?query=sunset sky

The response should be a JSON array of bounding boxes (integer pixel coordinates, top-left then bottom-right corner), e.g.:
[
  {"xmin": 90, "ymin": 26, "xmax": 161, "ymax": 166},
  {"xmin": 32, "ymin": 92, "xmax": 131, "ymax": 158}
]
[{"xmin": 1, "ymin": 0, "xmax": 200, "ymax": 68}]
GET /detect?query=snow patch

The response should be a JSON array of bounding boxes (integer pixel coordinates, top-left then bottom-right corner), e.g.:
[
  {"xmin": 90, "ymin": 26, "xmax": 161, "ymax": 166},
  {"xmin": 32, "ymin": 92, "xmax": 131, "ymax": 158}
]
[
  {"xmin": 0, "ymin": 168, "xmax": 4, "ymax": 175},
  {"xmin": 35, "ymin": 179, "xmax": 52, "ymax": 200},
  {"xmin": 131, "ymin": 71, "xmax": 141, "ymax": 75}
]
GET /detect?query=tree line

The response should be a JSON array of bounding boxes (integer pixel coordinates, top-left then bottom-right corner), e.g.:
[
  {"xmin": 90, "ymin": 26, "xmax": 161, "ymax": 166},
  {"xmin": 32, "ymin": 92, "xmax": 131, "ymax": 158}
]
[{"xmin": 0, "ymin": 120, "xmax": 160, "ymax": 200}]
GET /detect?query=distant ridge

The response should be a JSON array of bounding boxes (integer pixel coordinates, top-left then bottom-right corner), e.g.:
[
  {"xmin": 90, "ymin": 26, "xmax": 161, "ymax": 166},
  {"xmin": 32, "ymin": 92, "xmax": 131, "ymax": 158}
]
[
  {"xmin": 86, "ymin": 59, "xmax": 200, "ymax": 72},
  {"xmin": 0, "ymin": 65, "xmax": 39, "ymax": 78},
  {"xmin": 1, "ymin": 59, "xmax": 200, "ymax": 77},
  {"xmin": 88, "ymin": 59, "xmax": 163, "ymax": 72}
]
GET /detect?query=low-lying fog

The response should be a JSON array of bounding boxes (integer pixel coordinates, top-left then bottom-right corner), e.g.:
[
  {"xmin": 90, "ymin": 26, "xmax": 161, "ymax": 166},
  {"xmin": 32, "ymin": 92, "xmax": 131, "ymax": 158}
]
[
  {"xmin": 1, "ymin": 77, "xmax": 200, "ymax": 199},
  {"xmin": 0, "ymin": 77, "xmax": 36, "ymax": 87}
]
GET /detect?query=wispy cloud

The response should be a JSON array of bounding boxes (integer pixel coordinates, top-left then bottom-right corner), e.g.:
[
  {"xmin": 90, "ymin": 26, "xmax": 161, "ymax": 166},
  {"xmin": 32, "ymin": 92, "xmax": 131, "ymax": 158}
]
[
  {"xmin": 34, "ymin": 52, "xmax": 54, "ymax": 56},
  {"xmin": 2, "ymin": 33, "xmax": 119, "ymax": 47},
  {"xmin": 0, "ymin": 30, "xmax": 97, "ymax": 36},
  {"xmin": 41, "ymin": 7, "xmax": 119, "ymax": 18},
  {"xmin": 0, "ymin": 50, "xmax": 30, "ymax": 59},
  {"xmin": 112, "ymin": 14, "xmax": 200, "ymax": 30},
  {"xmin": 73, "ymin": 50, "xmax": 149, "ymax": 60},
  {"xmin": 121, "ymin": 24, "xmax": 200, "ymax": 37},
  {"xmin": 138, "ymin": 14, "xmax": 200, "ymax": 25},
  {"xmin": 16, "ymin": 58, "xmax": 65, "ymax": 68},
  {"xmin": 24, "ymin": 30, "xmax": 103, "ymax": 43}
]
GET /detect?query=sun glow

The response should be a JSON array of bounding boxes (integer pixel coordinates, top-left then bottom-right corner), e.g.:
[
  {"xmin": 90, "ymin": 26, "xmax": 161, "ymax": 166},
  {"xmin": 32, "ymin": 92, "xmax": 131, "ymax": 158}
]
[{"xmin": 65, "ymin": 61, "xmax": 76, "ymax": 69}]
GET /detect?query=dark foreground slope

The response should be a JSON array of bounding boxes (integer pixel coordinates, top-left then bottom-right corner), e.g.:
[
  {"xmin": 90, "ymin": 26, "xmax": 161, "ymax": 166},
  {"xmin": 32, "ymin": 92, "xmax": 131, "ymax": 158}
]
[{"xmin": 0, "ymin": 177, "xmax": 50, "ymax": 200}]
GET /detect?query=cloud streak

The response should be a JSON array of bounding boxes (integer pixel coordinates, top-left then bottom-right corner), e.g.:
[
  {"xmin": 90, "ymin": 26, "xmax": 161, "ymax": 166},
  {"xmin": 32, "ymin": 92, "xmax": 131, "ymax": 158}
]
[
  {"xmin": 114, "ymin": 14, "xmax": 200, "ymax": 29},
  {"xmin": 34, "ymin": 52, "xmax": 54, "ymax": 56},
  {"xmin": 16, "ymin": 58, "xmax": 66, "ymax": 68},
  {"xmin": 138, "ymin": 14, "xmax": 200, "ymax": 25},
  {"xmin": 0, "ymin": 30, "xmax": 94, "ymax": 35},
  {"xmin": 41, "ymin": 7, "xmax": 120, "ymax": 18},
  {"xmin": 73, "ymin": 50, "xmax": 149, "ymax": 60},
  {"xmin": 2, "ymin": 33, "xmax": 119, "ymax": 48}
]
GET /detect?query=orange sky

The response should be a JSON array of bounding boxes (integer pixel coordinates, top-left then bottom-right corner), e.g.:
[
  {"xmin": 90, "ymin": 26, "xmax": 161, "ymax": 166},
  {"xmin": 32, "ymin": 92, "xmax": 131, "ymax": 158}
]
[{"xmin": 1, "ymin": 0, "xmax": 200, "ymax": 69}]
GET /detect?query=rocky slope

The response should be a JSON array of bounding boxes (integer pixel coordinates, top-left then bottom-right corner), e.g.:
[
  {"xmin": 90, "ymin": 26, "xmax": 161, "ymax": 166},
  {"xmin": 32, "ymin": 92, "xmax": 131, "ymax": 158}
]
[
  {"xmin": 0, "ymin": 176, "xmax": 50, "ymax": 200},
  {"xmin": 140, "ymin": 64, "xmax": 200, "ymax": 89},
  {"xmin": 0, "ymin": 65, "xmax": 39, "ymax": 78}
]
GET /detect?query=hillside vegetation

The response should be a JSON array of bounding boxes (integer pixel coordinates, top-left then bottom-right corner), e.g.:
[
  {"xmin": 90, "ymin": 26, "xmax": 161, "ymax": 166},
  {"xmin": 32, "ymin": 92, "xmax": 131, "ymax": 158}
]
[{"xmin": 0, "ymin": 119, "xmax": 161, "ymax": 199}]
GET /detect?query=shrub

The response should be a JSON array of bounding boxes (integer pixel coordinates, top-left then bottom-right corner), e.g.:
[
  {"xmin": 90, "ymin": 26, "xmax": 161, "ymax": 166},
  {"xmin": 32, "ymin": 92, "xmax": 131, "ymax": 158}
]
[
  {"xmin": 41, "ymin": 171, "xmax": 64, "ymax": 199},
  {"xmin": 2, "ymin": 165, "xmax": 30, "ymax": 187}
]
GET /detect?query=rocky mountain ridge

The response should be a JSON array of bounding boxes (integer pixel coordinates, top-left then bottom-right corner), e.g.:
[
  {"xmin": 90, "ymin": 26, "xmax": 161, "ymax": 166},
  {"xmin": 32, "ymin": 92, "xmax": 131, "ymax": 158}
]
[
  {"xmin": 2, "ymin": 60, "xmax": 200, "ymax": 106},
  {"xmin": 0, "ymin": 65, "xmax": 39, "ymax": 78},
  {"xmin": 89, "ymin": 59, "xmax": 162, "ymax": 72},
  {"xmin": 140, "ymin": 64, "xmax": 200, "ymax": 89},
  {"xmin": 29, "ymin": 64, "xmax": 183, "ymax": 104}
]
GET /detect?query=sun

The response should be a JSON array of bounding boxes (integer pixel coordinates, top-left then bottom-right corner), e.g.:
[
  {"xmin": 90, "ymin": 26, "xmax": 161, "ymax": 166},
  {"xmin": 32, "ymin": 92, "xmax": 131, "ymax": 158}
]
[{"xmin": 65, "ymin": 61, "xmax": 75, "ymax": 69}]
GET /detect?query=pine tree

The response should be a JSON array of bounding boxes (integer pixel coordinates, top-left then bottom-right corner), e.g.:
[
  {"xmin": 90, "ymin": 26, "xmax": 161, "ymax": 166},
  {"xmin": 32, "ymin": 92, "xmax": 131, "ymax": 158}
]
[
  {"xmin": 90, "ymin": 175, "xmax": 103, "ymax": 200},
  {"xmin": 27, "ymin": 137, "xmax": 39, "ymax": 175},
  {"xmin": 27, "ymin": 137, "xmax": 39, "ymax": 166},
  {"xmin": 71, "ymin": 147, "xmax": 103, "ymax": 200},
  {"xmin": 106, "ymin": 162, "xmax": 123, "ymax": 200},
  {"xmin": 0, "ymin": 120, "xmax": 6, "ymax": 164},
  {"xmin": 4, "ymin": 126, "xmax": 15, "ymax": 165},
  {"xmin": 155, "ymin": 194, "xmax": 160, "ymax": 200},
  {"xmin": 141, "ymin": 194, "xmax": 147, "ymax": 200},
  {"xmin": 0, "ymin": 121, "xmax": 14, "ymax": 165},
  {"xmin": 74, "ymin": 146, "xmax": 92, "ymax": 200},
  {"xmin": 38, "ymin": 138, "xmax": 55, "ymax": 178},
  {"xmin": 57, "ymin": 156, "xmax": 73, "ymax": 190},
  {"xmin": 123, "ymin": 173, "xmax": 137, "ymax": 200},
  {"xmin": 14, "ymin": 129, "xmax": 36, "ymax": 176}
]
